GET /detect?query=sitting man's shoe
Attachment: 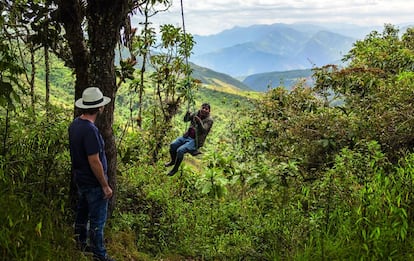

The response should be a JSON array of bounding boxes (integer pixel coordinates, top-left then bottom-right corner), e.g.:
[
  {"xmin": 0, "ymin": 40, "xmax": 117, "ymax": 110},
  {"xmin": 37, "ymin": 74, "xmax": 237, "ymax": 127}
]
[
  {"xmin": 164, "ymin": 161, "xmax": 174, "ymax": 167},
  {"xmin": 167, "ymin": 169, "xmax": 178, "ymax": 176},
  {"xmin": 93, "ymin": 254, "xmax": 115, "ymax": 261}
]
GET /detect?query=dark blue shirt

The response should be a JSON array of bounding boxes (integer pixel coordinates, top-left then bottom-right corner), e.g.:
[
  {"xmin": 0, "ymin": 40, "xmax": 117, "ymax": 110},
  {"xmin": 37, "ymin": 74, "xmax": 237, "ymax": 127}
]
[{"xmin": 69, "ymin": 117, "xmax": 108, "ymax": 188}]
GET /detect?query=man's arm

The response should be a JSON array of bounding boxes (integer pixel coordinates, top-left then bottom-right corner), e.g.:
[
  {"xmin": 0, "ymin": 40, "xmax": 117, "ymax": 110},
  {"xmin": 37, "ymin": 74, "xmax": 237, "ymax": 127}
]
[
  {"xmin": 88, "ymin": 153, "xmax": 113, "ymax": 199},
  {"xmin": 195, "ymin": 117, "xmax": 213, "ymax": 134},
  {"xmin": 184, "ymin": 111, "xmax": 194, "ymax": 122}
]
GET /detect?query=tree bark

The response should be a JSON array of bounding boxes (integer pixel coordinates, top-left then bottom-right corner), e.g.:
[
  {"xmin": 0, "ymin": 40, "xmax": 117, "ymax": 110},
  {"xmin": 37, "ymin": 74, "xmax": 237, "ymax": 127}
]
[
  {"xmin": 87, "ymin": 0, "xmax": 129, "ymax": 212},
  {"xmin": 56, "ymin": 0, "xmax": 90, "ymax": 100}
]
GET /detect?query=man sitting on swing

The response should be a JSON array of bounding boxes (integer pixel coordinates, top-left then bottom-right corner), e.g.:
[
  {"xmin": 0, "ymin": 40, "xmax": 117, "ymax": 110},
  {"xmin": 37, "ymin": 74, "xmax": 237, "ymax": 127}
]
[{"xmin": 165, "ymin": 103, "xmax": 213, "ymax": 176}]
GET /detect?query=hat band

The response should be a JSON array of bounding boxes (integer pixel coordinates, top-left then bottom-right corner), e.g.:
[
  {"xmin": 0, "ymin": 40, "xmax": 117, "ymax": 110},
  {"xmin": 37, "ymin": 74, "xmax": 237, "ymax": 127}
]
[{"xmin": 83, "ymin": 98, "xmax": 104, "ymax": 106}]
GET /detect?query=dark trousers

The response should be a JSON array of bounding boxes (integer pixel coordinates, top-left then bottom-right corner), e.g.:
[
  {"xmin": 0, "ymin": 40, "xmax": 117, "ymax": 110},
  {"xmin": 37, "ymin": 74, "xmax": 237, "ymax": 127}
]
[
  {"xmin": 75, "ymin": 186, "xmax": 108, "ymax": 258},
  {"xmin": 169, "ymin": 136, "xmax": 197, "ymax": 171}
]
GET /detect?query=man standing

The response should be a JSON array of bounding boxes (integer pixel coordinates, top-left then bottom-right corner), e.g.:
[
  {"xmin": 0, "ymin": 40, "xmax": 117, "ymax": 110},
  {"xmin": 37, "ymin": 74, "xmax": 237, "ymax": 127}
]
[
  {"xmin": 165, "ymin": 103, "xmax": 213, "ymax": 176},
  {"xmin": 69, "ymin": 87, "xmax": 115, "ymax": 261}
]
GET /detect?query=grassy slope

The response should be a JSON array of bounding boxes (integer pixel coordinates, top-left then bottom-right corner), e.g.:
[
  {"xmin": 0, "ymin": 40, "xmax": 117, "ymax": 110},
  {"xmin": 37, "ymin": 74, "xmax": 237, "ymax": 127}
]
[{"xmin": 191, "ymin": 62, "xmax": 252, "ymax": 91}]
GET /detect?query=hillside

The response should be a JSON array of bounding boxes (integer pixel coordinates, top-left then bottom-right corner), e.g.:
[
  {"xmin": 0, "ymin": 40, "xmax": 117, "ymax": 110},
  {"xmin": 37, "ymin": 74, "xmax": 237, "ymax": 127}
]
[
  {"xmin": 190, "ymin": 62, "xmax": 252, "ymax": 92},
  {"xmin": 191, "ymin": 62, "xmax": 314, "ymax": 92}
]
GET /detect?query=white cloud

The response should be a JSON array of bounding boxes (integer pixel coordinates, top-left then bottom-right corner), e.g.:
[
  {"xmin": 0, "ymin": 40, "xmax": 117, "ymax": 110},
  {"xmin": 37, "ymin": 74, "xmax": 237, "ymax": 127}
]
[{"xmin": 135, "ymin": 0, "xmax": 414, "ymax": 36}]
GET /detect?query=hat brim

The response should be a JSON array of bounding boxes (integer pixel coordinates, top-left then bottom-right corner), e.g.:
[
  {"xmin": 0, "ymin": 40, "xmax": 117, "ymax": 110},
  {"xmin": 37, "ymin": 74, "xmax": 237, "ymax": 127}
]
[{"xmin": 75, "ymin": 96, "xmax": 111, "ymax": 109}]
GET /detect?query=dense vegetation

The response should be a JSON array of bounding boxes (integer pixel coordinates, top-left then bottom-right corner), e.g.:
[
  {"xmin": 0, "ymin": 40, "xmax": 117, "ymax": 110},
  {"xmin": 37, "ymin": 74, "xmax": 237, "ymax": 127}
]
[{"xmin": 2, "ymin": 1, "xmax": 414, "ymax": 259}]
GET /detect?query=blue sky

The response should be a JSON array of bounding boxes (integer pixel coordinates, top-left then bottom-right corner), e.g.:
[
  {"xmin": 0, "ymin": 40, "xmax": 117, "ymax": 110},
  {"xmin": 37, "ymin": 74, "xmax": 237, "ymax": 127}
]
[{"xmin": 139, "ymin": 0, "xmax": 414, "ymax": 36}]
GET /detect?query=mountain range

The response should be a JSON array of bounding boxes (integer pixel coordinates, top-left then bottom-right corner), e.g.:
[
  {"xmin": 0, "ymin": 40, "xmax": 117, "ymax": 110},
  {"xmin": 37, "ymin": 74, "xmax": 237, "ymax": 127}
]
[
  {"xmin": 189, "ymin": 22, "xmax": 413, "ymax": 91},
  {"xmin": 190, "ymin": 23, "xmax": 361, "ymax": 77}
]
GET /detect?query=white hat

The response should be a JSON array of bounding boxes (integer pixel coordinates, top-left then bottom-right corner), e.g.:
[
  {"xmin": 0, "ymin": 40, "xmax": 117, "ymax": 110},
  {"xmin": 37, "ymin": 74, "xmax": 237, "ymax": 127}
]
[{"xmin": 75, "ymin": 87, "xmax": 111, "ymax": 109}]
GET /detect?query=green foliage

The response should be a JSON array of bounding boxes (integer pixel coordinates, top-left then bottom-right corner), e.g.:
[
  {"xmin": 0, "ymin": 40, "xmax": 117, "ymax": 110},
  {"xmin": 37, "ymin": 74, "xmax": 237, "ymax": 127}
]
[
  {"xmin": 344, "ymin": 24, "xmax": 414, "ymax": 74},
  {"xmin": 0, "ymin": 189, "xmax": 87, "ymax": 261},
  {"xmin": 312, "ymin": 25, "xmax": 414, "ymax": 163},
  {"xmin": 149, "ymin": 24, "xmax": 196, "ymax": 107},
  {"xmin": 209, "ymin": 24, "xmax": 414, "ymax": 260},
  {"xmin": 0, "ymin": 28, "xmax": 24, "ymax": 109},
  {"xmin": 297, "ymin": 143, "xmax": 414, "ymax": 260},
  {"xmin": 1, "ymin": 106, "xmax": 71, "ymax": 190},
  {"xmin": 0, "ymin": 106, "xmax": 86, "ymax": 260}
]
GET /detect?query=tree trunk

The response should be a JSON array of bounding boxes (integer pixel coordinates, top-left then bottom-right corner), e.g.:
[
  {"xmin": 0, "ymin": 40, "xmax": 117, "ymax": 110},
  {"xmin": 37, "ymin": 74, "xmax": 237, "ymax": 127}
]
[
  {"xmin": 87, "ymin": 0, "xmax": 129, "ymax": 213},
  {"xmin": 56, "ymin": 0, "xmax": 90, "ymax": 100}
]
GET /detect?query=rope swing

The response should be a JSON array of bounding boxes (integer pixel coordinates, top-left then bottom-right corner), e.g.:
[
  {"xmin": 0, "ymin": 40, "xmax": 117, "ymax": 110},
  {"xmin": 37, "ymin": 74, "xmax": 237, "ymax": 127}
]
[
  {"xmin": 180, "ymin": 0, "xmax": 195, "ymax": 113},
  {"xmin": 180, "ymin": 0, "xmax": 200, "ymax": 155}
]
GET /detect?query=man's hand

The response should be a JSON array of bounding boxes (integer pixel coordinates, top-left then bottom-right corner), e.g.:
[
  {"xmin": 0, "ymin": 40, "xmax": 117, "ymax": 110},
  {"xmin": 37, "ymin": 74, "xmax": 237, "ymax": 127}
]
[
  {"xmin": 102, "ymin": 185, "xmax": 113, "ymax": 199},
  {"xmin": 88, "ymin": 153, "xmax": 113, "ymax": 199}
]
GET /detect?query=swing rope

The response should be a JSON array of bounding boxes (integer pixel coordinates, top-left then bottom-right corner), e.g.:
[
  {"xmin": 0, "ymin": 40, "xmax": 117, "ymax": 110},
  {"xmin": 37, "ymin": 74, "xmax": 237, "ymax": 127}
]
[
  {"xmin": 180, "ymin": 0, "xmax": 200, "ymax": 154},
  {"xmin": 180, "ymin": 0, "xmax": 194, "ymax": 112}
]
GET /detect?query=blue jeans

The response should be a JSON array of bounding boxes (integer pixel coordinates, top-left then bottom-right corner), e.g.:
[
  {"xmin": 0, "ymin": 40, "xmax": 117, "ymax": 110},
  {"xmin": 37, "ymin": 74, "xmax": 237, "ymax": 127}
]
[
  {"xmin": 169, "ymin": 136, "xmax": 196, "ymax": 171},
  {"xmin": 75, "ymin": 186, "xmax": 108, "ymax": 258}
]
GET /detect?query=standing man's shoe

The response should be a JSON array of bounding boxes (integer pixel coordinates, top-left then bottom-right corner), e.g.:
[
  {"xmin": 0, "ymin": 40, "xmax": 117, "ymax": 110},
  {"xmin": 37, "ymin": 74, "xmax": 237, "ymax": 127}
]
[
  {"xmin": 164, "ymin": 161, "xmax": 174, "ymax": 167},
  {"xmin": 167, "ymin": 169, "xmax": 178, "ymax": 176}
]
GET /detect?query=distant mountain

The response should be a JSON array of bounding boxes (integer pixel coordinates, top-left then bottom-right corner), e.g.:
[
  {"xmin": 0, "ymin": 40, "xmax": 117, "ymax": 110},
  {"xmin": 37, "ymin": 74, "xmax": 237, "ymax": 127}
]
[
  {"xmin": 190, "ymin": 23, "xmax": 357, "ymax": 76},
  {"xmin": 192, "ymin": 23, "xmax": 313, "ymax": 55},
  {"xmin": 192, "ymin": 44, "xmax": 296, "ymax": 77},
  {"xmin": 190, "ymin": 24, "xmax": 356, "ymax": 76},
  {"xmin": 295, "ymin": 30, "xmax": 355, "ymax": 66},
  {"xmin": 290, "ymin": 23, "xmax": 383, "ymax": 39},
  {"xmin": 243, "ymin": 69, "xmax": 313, "ymax": 92}
]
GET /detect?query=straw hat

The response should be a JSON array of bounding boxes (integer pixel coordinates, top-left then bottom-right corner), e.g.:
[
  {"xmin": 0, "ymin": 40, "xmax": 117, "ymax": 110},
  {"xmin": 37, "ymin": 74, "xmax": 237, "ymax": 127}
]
[{"xmin": 75, "ymin": 87, "xmax": 111, "ymax": 109}]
